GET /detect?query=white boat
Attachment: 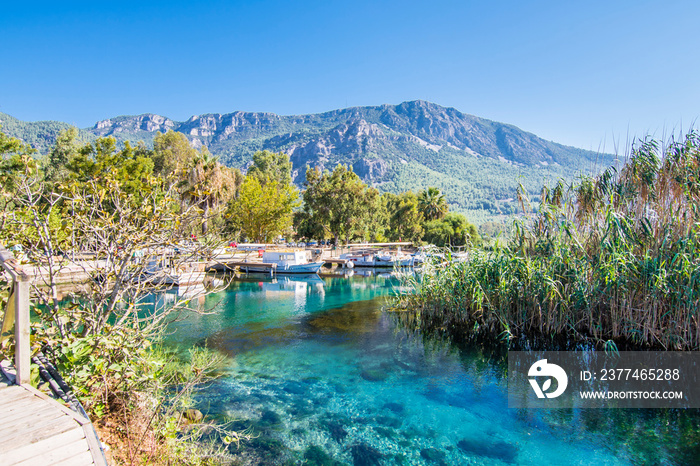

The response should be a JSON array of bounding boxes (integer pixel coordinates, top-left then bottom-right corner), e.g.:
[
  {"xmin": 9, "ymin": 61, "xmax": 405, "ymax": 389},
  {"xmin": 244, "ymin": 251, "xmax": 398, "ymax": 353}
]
[
  {"xmin": 243, "ymin": 250, "xmax": 324, "ymax": 275},
  {"xmin": 142, "ymin": 258, "xmax": 206, "ymax": 286},
  {"xmin": 340, "ymin": 251, "xmax": 415, "ymax": 268},
  {"xmin": 374, "ymin": 253, "xmax": 414, "ymax": 267}
]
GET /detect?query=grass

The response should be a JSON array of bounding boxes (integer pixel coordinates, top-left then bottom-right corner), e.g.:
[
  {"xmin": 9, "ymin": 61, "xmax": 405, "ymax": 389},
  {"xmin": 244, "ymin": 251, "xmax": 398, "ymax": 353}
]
[{"xmin": 393, "ymin": 133, "xmax": 700, "ymax": 350}]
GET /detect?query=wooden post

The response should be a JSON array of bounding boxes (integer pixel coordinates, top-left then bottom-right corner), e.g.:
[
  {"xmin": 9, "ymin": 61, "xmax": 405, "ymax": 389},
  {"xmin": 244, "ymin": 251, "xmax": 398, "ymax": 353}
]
[{"xmin": 14, "ymin": 277, "xmax": 30, "ymax": 385}]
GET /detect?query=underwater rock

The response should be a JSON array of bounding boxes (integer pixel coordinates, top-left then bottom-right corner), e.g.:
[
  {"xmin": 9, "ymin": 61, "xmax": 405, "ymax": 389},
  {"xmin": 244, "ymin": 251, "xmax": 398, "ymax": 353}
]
[
  {"xmin": 420, "ymin": 448, "xmax": 447, "ymax": 465},
  {"xmin": 382, "ymin": 402, "xmax": 404, "ymax": 414},
  {"xmin": 374, "ymin": 415, "xmax": 402, "ymax": 429},
  {"xmin": 457, "ymin": 438, "xmax": 518, "ymax": 464},
  {"xmin": 283, "ymin": 380, "xmax": 307, "ymax": 394},
  {"xmin": 289, "ymin": 399, "xmax": 314, "ymax": 417},
  {"xmin": 360, "ymin": 368, "xmax": 388, "ymax": 382},
  {"xmin": 422, "ymin": 386, "xmax": 471, "ymax": 409},
  {"xmin": 373, "ymin": 426, "xmax": 397, "ymax": 439},
  {"xmin": 350, "ymin": 443, "xmax": 383, "ymax": 466},
  {"xmin": 183, "ymin": 408, "xmax": 203, "ymax": 422}
]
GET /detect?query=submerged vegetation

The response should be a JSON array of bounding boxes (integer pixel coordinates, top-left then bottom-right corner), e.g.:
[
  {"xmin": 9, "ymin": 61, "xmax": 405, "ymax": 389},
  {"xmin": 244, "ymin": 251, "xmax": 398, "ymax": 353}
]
[{"xmin": 395, "ymin": 133, "xmax": 700, "ymax": 350}]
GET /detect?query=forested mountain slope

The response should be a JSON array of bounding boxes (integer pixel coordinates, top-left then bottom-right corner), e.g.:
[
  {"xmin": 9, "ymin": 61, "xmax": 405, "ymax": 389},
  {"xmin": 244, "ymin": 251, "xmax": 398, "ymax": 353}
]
[{"xmin": 1, "ymin": 101, "xmax": 612, "ymax": 222}]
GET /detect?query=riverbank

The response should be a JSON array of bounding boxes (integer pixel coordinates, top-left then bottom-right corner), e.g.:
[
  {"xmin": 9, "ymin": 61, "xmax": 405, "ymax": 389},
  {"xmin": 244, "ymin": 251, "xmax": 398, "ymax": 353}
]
[{"xmin": 393, "ymin": 134, "xmax": 700, "ymax": 351}]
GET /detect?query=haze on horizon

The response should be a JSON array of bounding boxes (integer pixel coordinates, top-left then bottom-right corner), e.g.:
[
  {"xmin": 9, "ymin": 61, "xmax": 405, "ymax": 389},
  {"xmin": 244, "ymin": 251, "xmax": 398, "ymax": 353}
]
[{"xmin": 1, "ymin": 0, "xmax": 698, "ymax": 152}]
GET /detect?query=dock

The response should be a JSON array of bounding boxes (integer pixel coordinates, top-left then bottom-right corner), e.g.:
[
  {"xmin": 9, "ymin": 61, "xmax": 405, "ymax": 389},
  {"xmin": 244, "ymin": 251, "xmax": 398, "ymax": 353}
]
[
  {"xmin": 207, "ymin": 260, "xmax": 277, "ymax": 275},
  {"xmin": 0, "ymin": 247, "xmax": 107, "ymax": 466},
  {"xmin": 322, "ymin": 258, "xmax": 353, "ymax": 268},
  {"xmin": 0, "ymin": 366, "xmax": 107, "ymax": 466}
]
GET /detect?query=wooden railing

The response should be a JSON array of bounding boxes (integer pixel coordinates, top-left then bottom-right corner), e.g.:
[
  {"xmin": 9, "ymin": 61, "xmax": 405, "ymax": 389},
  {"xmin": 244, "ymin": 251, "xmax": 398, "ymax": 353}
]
[{"xmin": 0, "ymin": 246, "xmax": 31, "ymax": 385}]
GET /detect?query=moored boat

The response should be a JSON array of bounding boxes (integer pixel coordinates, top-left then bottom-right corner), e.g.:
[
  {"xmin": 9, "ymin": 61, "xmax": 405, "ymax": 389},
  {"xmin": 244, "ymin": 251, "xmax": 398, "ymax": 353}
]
[
  {"xmin": 245, "ymin": 250, "xmax": 324, "ymax": 274},
  {"xmin": 340, "ymin": 251, "xmax": 415, "ymax": 268}
]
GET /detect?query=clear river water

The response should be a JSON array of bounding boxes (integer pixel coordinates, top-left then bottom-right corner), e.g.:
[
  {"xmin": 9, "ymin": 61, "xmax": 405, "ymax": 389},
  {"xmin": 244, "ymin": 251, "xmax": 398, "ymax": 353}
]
[{"xmin": 164, "ymin": 273, "xmax": 699, "ymax": 466}]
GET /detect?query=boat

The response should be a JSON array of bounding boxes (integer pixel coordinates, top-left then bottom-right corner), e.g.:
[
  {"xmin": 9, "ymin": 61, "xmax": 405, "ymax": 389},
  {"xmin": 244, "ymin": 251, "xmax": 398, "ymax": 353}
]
[
  {"xmin": 243, "ymin": 250, "xmax": 324, "ymax": 274},
  {"xmin": 340, "ymin": 250, "xmax": 415, "ymax": 268},
  {"xmin": 141, "ymin": 258, "xmax": 206, "ymax": 286}
]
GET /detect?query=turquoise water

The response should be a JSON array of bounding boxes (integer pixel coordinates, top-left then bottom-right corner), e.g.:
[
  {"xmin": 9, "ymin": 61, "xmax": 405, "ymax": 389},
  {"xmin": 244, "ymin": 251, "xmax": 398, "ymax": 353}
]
[{"xmin": 165, "ymin": 274, "xmax": 698, "ymax": 465}]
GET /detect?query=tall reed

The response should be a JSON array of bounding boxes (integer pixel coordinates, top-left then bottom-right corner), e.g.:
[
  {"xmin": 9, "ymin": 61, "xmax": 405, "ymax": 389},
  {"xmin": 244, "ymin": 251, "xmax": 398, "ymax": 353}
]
[{"xmin": 395, "ymin": 133, "xmax": 700, "ymax": 350}]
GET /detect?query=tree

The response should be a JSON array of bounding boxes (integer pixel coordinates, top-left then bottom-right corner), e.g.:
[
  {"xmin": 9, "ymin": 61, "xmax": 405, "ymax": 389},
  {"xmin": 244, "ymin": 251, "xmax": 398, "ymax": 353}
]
[
  {"xmin": 181, "ymin": 149, "xmax": 240, "ymax": 235},
  {"xmin": 0, "ymin": 131, "xmax": 40, "ymax": 235},
  {"xmin": 151, "ymin": 130, "xmax": 198, "ymax": 177},
  {"xmin": 64, "ymin": 136, "xmax": 154, "ymax": 196},
  {"xmin": 383, "ymin": 191, "xmax": 424, "ymax": 243},
  {"xmin": 299, "ymin": 164, "xmax": 381, "ymax": 245},
  {"xmin": 418, "ymin": 187, "xmax": 448, "ymax": 220},
  {"xmin": 246, "ymin": 150, "xmax": 293, "ymax": 186},
  {"xmin": 423, "ymin": 213, "xmax": 481, "ymax": 247},
  {"xmin": 226, "ymin": 176, "xmax": 299, "ymax": 242},
  {"xmin": 45, "ymin": 127, "xmax": 80, "ymax": 182}
]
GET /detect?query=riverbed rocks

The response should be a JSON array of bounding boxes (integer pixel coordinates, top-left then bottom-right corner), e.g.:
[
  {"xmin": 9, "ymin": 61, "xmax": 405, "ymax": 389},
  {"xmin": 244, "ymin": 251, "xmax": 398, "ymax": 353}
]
[
  {"xmin": 457, "ymin": 437, "xmax": 518, "ymax": 463},
  {"xmin": 182, "ymin": 408, "xmax": 203, "ymax": 422}
]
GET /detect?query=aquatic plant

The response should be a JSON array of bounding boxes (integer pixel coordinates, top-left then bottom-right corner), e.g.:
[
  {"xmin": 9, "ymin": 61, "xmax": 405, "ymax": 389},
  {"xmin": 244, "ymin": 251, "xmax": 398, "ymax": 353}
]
[{"xmin": 395, "ymin": 133, "xmax": 700, "ymax": 350}]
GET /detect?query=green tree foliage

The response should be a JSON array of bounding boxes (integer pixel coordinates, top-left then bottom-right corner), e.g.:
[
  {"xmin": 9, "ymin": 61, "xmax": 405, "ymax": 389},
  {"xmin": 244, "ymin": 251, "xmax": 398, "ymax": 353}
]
[
  {"xmin": 223, "ymin": 149, "xmax": 295, "ymax": 241},
  {"xmin": 246, "ymin": 150, "xmax": 293, "ymax": 186},
  {"xmin": 423, "ymin": 213, "xmax": 481, "ymax": 247},
  {"xmin": 226, "ymin": 176, "xmax": 299, "ymax": 242},
  {"xmin": 298, "ymin": 164, "xmax": 382, "ymax": 244},
  {"xmin": 382, "ymin": 192, "xmax": 424, "ymax": 243},
  {"xmin": 293, "ymin": 210, "xmax": 327, "ymax": 241},
  {"xmin": 180, "ymin": 149, "xmax": 242, "ymax": 235},
  {"xmin": 151, "ymin": 130, "xmax": 198, "ymax": 176},
  {"xmin": 45, "ymin": 127, "xmax": 81, "ymax": 182},
  {"xmin": 418, "ymin": 187, "xmax": 448, "ymax": 220},
  {"xmin": 64, "ymin": 136, "xmax": 154, "ymax": 195},
  {"xmin": 479, "ymin": 221, "xmax": 509, "ymax": 240},
  {"xmin": 0, "ymin": 131, "xmax": 40, "ymax": 235}
]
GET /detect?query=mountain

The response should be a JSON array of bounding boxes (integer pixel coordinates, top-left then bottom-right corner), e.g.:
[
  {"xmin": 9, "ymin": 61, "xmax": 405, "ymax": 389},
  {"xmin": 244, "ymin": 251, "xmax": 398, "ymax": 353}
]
[{"xmin": 1, "ymin": 101, "xmax": 612, "ymax": 223}]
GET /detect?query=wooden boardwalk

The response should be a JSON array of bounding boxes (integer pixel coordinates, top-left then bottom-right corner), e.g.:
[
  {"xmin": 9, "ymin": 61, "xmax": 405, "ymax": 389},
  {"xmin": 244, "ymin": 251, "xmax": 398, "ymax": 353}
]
[{"xmin": 0, "ymin": 370, "xmax": 107, "ymax": 466}]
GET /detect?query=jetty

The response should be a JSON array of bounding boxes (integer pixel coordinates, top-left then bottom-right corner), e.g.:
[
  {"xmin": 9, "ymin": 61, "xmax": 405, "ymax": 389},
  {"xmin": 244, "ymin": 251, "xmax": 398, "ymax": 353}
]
[
  {"xmin": 208, "ymin": 260, "xmax": 277, "ymax": 275},
  {"xmin": 0, "ymin": 248, "xmax": 107, "ymax": 466}
]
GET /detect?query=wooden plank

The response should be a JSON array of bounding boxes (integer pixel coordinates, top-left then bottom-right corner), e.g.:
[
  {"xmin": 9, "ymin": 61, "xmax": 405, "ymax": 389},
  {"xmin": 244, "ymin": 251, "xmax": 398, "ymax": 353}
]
[
  {"xmin": 0, "ymin": 386, "xmax": 38, "ymax": 405},
  {"xmin": 0, "ymin": 402, "xmax": 65, "ymax": 427},
  {"xmin": 0, "ymin": 415, "xmax": 77, "ymax": 450},
  {"xmin": 0, "ymin": 415, "xmax": 77, "ymax": 451},
  {"xmin": 0, "ymin": 425, "xmax": 85, "ymax": 463},
  {"xmin": 0, "ymin": 397, "xmax": 47, "ymax": 418},
  {"xmin": 13, "ymin": 436, "xmax": 90, "ymax": 466},
  {"xmin": 82, "ymin": 424, "xmax": 108, "ymax": 466},
  {"xmin": 0, "ymin": 389, "xmax": 42, "ymax": 407},
  {"xmin": 51, "ymin": 450, "xmax": 95, "ymax": 466},
  {"xmin": 21, "ymin": 384, "xmax": 91, "ymax": 425},
  {"xmin": 1, "ymin": 399, "xmax": 73, "ymax": 426},
  {"xmin": 0, "ymin": 389, "xmax": 50, "ymax": 409}
]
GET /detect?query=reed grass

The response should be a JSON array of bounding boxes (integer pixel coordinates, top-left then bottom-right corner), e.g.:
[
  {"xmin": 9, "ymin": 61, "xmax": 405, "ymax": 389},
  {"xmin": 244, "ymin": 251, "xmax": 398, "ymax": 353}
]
[{"xmin": 395, "ymin": 133, "xmax": 700, "ymax": 350}]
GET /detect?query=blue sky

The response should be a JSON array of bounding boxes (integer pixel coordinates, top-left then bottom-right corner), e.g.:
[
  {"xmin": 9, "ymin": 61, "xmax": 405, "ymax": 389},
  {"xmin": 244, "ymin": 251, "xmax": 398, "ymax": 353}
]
[{"xmin": 1, "ymin": 0, "xmax": 698, "ymax": 151}]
